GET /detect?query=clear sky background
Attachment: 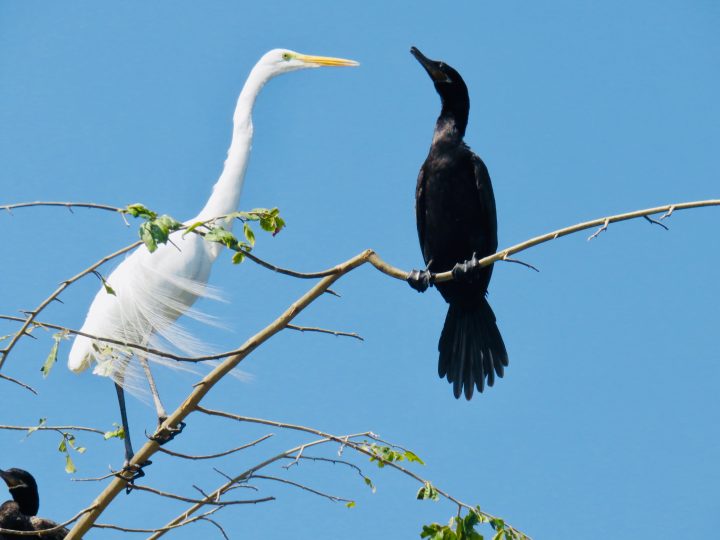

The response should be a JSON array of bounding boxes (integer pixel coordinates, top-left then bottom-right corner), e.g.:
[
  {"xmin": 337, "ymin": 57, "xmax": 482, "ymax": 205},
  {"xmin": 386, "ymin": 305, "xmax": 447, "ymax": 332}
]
[{"xmin": 1, "ymin": 1, "xmax": 719, "ymax": 538}]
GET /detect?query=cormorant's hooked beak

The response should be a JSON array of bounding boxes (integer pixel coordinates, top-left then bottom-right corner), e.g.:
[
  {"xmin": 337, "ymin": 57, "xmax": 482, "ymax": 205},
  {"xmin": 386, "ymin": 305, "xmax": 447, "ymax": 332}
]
[
  {"xmin": 295, "ymin": 54, "xmax": 359, "ymax": 68},
  {"xmin": 410, "ymin": 46, "xmax": 451, "ymax": 83}
]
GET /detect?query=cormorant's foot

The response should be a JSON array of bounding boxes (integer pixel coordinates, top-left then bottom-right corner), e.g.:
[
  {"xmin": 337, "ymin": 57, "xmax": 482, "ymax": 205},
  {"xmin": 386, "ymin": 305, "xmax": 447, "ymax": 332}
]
[
  {"xmin": 452, "ymin": 253, "xmax": 481, "ymax": 283},
  {"xmin": 150, "ymin": 421, "xmax": 186, "ymax": 445},
  {"xmin": 407, "ymin": 269, "xmax": 433, "ymax": 293},
  {"xmin": 118, "ymin": 460, "xmax": 152, "ymax": 494}
]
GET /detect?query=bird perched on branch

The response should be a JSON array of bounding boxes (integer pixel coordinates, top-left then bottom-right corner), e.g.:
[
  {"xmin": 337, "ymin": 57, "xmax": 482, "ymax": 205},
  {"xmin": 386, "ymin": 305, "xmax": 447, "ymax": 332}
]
[
  {"xmin": 67, "ymin": 49, "xmax": 359, "ymax": 469},
  {"xmin": 407, "ymin": 47, "xmax": 508, "ymax": 400},
  {"xmin": 0, "ymin": 468, "xmax": 67, "ymax": 539}
]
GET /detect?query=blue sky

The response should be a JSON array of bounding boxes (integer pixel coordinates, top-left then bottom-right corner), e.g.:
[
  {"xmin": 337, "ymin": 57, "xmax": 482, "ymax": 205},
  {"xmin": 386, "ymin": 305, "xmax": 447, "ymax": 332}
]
[{"xmin": 1, "ymin": 1, "xmax": 719, "ymax": 538}]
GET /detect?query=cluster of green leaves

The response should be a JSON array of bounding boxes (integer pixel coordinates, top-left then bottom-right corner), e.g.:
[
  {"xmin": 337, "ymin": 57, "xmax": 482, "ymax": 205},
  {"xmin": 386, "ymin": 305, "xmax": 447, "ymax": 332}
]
[
  {"xmin": 361, "ymin": 443, "xmax": 424, "ymax": 469},
  {"xmin": 124, "ymin": 203, "xmax": 285, "ymax": 260},
  {"xmin": 58, "ymin": 433, "xmax": 86, "ymax": 474},
  {"xmin": 40, "ymin": 330, "xmax": 68, "ymax": 377},
  {"xmin": 125, "ymin": 204, "xmax": 183, "ymax": 253},
  {"xmin": 421, "ymin": 508, "xmax": 526, "ymax": 540},
  {"xmin": 25, "ymin": 419, "xmax": 86, "ymax": 474}
]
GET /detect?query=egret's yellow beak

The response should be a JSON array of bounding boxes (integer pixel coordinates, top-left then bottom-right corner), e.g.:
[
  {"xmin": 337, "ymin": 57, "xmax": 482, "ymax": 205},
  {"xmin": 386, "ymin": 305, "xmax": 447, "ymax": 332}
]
[{"xmin": 296, "ymin": 54, "xmax": 359, "ymax": 67}]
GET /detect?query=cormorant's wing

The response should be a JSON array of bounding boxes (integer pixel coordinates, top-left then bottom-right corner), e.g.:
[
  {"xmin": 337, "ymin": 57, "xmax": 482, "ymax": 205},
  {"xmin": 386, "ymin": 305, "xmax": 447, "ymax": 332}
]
[
  {"xmin": 415, "ymin": 165, "xmax": 429, "ymax": 265},
  {"xmin": 471, "ymin": 151, "xmax": 499, "ymax": 255}
]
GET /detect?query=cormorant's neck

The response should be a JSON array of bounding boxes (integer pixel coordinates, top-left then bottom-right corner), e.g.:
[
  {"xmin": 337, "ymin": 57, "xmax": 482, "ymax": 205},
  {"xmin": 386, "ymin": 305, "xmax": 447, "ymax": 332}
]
[
  {"xmin": 9, "ymin": 485, "xmax": 39, "ymax": 516},
  {"xmin": 194, "ymin": 64, "xmax": 274, "ymax": 226},
  {"xmin": 432, "ymin": 109, "xmax": 467, "ymax": 146}
]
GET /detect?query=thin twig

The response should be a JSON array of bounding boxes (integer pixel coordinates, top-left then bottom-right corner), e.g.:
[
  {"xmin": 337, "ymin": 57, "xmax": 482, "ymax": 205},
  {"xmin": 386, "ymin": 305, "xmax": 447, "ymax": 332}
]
[
  {"xmin": 156, "ymin": 434, "xmax": 273, "ymax": 460},
  {"xmin": 643, "ymin": 215, "xmax": 669, "ymax": 230},
  {"xmin": 286, "ymin": 324, "xmax": 364, "ymax": 341},
  {"xmin": 126, "ymin": 483, "xmax": 270, "ymax": 506},
  {"xmin": 0, "ymin": 424, "xmax": 105, "ymax": 435},
  {"xmin": 250, "ymin": 474, "xmax": 353, "ymax": 504},
  {"xmin": 0, "ymin": 372, "xmax": 36, "ymax": 394},
  {"xmin": 0, "ymin": 201, "xmax": 125, "ymax": 213},
  {"xmin": 501, "ymin": 255, "xmax": 540, "ymax": 273}
]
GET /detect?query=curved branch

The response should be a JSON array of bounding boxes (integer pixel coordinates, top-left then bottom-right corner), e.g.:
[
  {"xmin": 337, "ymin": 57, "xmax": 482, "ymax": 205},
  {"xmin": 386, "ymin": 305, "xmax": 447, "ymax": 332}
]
[
  {"xmin": 156, "ymin": 434, "xmax": 273, "ymax": 460},
  {"xmin": 0, "ymin": 201, "xmax": 126, "ymax": 214}
]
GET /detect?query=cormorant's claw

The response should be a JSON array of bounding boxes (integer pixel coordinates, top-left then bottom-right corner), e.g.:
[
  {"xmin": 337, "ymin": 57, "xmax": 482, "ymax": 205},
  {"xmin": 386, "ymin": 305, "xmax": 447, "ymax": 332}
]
[
  {"xmin": 149, "ymin": 421, "xmax": 186, "ymax": 446},
  {"xmin": 407, "ymin": 269, "xmax": 433, "ymax": 293},
  {"xmin": 452, "ymin": 253, "xmax": 481, "ymax": 283},
  {"xmin": 118, "ymin": 460, "xmax": 152, "ymax": 494}
]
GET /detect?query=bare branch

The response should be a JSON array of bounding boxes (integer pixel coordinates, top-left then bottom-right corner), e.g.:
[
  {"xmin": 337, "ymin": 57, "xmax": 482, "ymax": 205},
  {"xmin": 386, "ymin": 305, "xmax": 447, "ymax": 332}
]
[
  {"xmin": 643, "ymin": 215, "xmax": 669, "ymax": 230},
  {"xmin": 286, "ymin": 324, "xmax": 364, "ymax": 341},
  {"xmin": 250, "ymin": 474, "xmax": 353, "ymax": 504},
  {"xmin": 0, "ymin": 423, "xmax": 105, "ymax": 435},
  {"xmin": 156, "ymin": 434, "xmax": 273, "ymax": 460},
  {"xmin": 0, "ymin": 372, "xmax": 36, "ymax": 394},
  {"xmin": 126, "ymin": 483, "xmax": 272, "ymax": 506},
  {"xmin": 0, "ymin": 201, "xmax": 125, "ymax": 213}
]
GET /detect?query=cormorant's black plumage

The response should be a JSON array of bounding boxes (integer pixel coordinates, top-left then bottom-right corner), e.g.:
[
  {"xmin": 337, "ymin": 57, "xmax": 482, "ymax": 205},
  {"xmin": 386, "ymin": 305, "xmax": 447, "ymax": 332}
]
[
  {"xmin": 0, "ymin": 469, "xmax": 67, "ymax": 539},
  {"xmin": 409, "ymin": 47, "xmax": 508, "ymax": 400}
]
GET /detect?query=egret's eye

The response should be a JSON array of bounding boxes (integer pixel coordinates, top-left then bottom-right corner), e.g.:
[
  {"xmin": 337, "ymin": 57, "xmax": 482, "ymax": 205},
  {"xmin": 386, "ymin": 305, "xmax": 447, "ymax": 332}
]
[{"xmin": 282, "ymin": 53, "xmax": 292, "ymax": 61}]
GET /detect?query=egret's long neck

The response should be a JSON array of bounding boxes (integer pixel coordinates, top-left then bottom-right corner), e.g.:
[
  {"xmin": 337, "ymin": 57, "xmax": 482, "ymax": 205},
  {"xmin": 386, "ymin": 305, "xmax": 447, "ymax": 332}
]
[{"xmin": 195, "ymin": 65, "xmax": 272, "ymax": 227}]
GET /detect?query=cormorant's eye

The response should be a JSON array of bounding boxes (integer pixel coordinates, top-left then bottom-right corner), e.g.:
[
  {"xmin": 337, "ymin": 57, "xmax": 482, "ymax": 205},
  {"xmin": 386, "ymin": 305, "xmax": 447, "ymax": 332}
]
[{"xmin": 282, "ymin": 53, "xmax": 292, "ymax": 61}]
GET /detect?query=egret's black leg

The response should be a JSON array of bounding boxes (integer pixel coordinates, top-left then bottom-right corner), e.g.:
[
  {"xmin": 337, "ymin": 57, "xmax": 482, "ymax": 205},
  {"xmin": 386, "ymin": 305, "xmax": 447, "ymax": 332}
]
[
  {"xmin": 407, "ymin": 259, "xmax": 434, "ymax": 293},
  {"xmin": 114, "ymin": 382, "xmax": 150, "ymax": 493},
  {"xmin": 114, "ymin": 382, "xmax": 135, "ymax": 465},
  {"xmin": 452, "ymin": 252, "xmax": 482, "ymax": 283}
]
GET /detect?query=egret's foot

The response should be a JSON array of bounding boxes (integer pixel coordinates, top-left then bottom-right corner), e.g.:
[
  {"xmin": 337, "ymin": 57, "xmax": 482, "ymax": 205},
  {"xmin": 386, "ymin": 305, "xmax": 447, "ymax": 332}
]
[
  {"xmin": 452, "ymin": 253, "xmax": 482, "ymax": 283},
  {"xmin": 150, "ymin": 421, "xmax": 186, "ymax": 445},
  {"xmin": 407, "ymin": 269, "xmax": 433, "ymax": 292},
  {"xmin": 118, "ymin": 460, "xmax": 152, "ymax": 494}
]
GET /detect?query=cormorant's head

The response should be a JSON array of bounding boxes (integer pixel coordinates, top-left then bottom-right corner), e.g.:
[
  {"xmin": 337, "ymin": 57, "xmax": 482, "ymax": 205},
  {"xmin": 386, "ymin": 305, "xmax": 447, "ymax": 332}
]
[
  {"xmin": 410, "ymin": 47, "xmax": 469, "ymax": 113},
  {"xmin": 0, "ymin": 468, "xmax": 40, "ymax": 516}
]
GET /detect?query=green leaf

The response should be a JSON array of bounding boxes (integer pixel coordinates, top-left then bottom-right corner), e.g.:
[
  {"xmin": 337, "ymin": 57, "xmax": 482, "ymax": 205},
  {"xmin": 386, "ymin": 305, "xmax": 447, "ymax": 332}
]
[
  {"xmin": 273, "ymin": 216, "xmax": 286, "ymax": 236},
  {"xmin": 404, "ymin": 450, "xmax": 424, "ymax": 465},
  {"xmin": 96, "ymin": 273, "xmax": 116, "ymax": 296},
  {"xmin": 182, "ymin": 220, "xmax": 206, "ymax": 237},
  {"xmin": 26, "ymin": 418, "xmax": 47, "ymax": 437},
  {"xmin": 125, "ymin": 203, "xmax": 156, "ymax": 220},
  {"xmin": 205, "ymin": 226, "xmax": 238, "ymax": 249},
  {"xmin": 345, "ymin": 501, "xmax": 355, "ymax": 509},
  {"xmin": 64, "ymin": 454, "xmax": 76, "ymax": 474},
  {"xmin": 139, "ymin": 214, "xmax": 182, "ymax": 252},
  {"xmin": 41, "ymin": 331, "xmax": 67, "ymax": 378},
  {"xmin": 416, "ymin": 481, "xmax": 440, "ymax": 501},
  {"xmin": 104, "ymin": 424, "xmax": 125, "ymax": 440},
  {"xmin": 58, "ymin": 438, "xmax": 67, "ymax": 453},
  {"xmin": 231, "ymin": 251, "xmax": 246, "ymax": 264},
  {"xmin": 363, "ymin": 476, "xmax": 376, "ymax": 493},
  {"xmin": 243, "ymin": 222, "xmax": 256, "ymax": 246}
]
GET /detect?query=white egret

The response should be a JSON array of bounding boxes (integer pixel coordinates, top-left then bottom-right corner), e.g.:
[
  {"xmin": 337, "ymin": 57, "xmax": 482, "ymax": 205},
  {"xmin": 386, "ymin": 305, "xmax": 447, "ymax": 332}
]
[{"xmin": 67, "ymin": 49, "xmax": 359, "ymax": 468}]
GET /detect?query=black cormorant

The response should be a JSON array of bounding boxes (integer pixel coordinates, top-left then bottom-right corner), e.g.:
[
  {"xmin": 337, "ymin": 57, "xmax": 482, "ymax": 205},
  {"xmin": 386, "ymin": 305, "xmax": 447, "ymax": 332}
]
[
  {"xmin": 407, "ymin": 47, "xmax": 509, "ymax": 400},
  {"xmin": 0, "ymin": 469, "xmax": 67, "ymax": 539}
]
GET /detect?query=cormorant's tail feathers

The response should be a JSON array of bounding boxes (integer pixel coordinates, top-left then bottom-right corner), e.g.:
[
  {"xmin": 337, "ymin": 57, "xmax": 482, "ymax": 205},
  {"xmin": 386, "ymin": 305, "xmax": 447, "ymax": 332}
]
[{"xmin": 438, "ymin": 299, "xmax": 508, "ymax": 400}]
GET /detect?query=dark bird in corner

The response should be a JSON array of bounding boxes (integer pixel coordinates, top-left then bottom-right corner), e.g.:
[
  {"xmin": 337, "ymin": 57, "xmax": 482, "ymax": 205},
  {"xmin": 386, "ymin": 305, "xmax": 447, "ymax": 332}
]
[
  {"xmin": 407, "ymin": 46, "xmax": 508, "ymax": 400},
  {"xmin": 0, "ymin": 468, "xmax": 68, "ymax": 539}
]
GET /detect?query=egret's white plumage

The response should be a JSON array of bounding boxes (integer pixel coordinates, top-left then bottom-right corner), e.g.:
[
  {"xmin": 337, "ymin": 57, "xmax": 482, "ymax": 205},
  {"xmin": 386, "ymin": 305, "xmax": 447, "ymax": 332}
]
[{"xmin": 68, "ymin": 49, "xmax": 359, "ymax": 395}]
